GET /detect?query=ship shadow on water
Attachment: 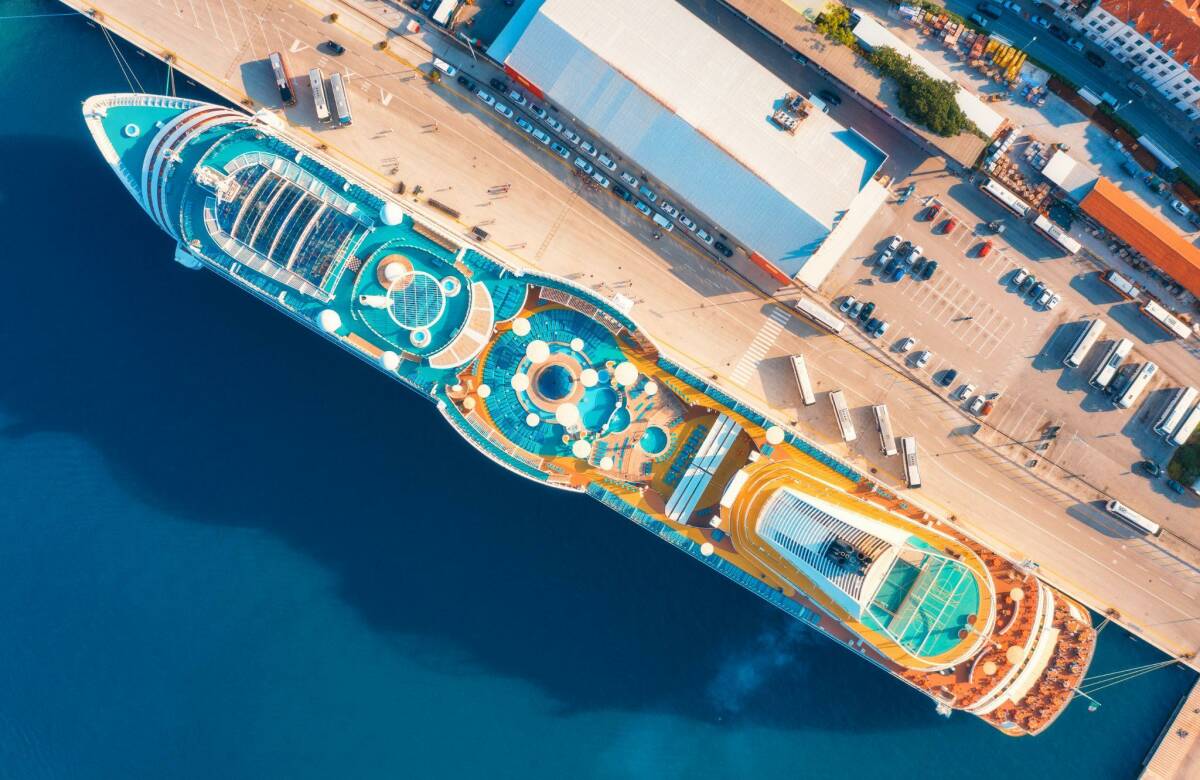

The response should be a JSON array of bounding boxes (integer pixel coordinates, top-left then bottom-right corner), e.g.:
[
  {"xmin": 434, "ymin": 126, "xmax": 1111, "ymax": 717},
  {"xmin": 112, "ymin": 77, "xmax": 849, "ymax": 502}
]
[{"xmin": 0, "ymin": 134, "xmax": 939, "ymax": 734}]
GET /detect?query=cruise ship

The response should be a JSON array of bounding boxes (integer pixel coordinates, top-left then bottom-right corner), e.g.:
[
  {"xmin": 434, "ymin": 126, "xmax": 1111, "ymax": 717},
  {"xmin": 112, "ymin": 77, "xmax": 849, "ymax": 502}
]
[{"xmin": 83, "ymin": 93, "xmax": 1096, "ymax": 736}]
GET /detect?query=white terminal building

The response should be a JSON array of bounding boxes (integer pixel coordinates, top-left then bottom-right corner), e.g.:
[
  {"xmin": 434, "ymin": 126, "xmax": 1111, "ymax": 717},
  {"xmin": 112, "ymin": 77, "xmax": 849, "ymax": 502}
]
[{"xmin": 489, "ymin": 0, "xmax": 889, "ymax": 288}]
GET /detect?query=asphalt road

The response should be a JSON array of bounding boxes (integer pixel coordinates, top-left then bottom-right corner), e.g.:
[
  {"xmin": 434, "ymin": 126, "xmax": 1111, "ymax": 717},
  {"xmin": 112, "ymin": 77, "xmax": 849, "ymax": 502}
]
[{"xmin": 942, "ymin": 0, "xmax": 1200, "ymax": 180}]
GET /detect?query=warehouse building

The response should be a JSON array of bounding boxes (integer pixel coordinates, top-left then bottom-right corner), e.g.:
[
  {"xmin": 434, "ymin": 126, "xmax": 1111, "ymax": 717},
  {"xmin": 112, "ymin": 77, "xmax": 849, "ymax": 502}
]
[{"xmin": 488, "ymin": 0, "xmax": 887, "ymax": 287}]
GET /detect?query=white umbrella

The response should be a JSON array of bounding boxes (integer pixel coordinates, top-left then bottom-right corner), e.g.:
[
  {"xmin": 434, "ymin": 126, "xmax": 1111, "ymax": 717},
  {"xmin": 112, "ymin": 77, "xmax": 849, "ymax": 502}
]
[
  {"xmin": 579, "ymin": 368, "xmax": 599, "ymax": 387},
  {"xmin": 570, "ymin": 337, "xmax": 584, "ymax": 352},
  {"xmin": 1006, "ymin": 645, "xmax": 1026, "ymax": 665},
  {"xmin": 644, "ymin": 381, "xmax": 657, "ymax": 397},
  {"xmin": 511, "ymin": 317, "xmax": 531, "ymax": 337},
  {"xmin": 700, "ymin": 542, "xmax": 715, "ymax": 557},
  {"xmin": 571, "ymin": 439, "xmax": 592, "ymax": 459},
  {"xmin": 555, "ymin": 402, "xmax": 580, "ymax": 427},
  {"xmin": 599, "ymin": 456, "xmax": 614, "ymax": 470},
  {"xmin": 525, "ymin": 412, "xmax": 540, "ymax": 427},
  {"xmin": 477, "ymin": 383, "xmax": 492, "ymax": 399},
  {"xmin": 614, "ymin": 361, "xmax": 638, "ymax": 387},
  {"xmin": 510, "ymin": 373, "xmax": 530, "ymax": 392},
  {"xmin": 765, "ymin": 425, "xmax": 785, "ymax": 445},
  {"xmin": 463, "ymin": 396, "xmax": 476, "ymax": 411},
  {"xmin": 526, "ymin": 339, "xmax": 550, "ymax": 364}
]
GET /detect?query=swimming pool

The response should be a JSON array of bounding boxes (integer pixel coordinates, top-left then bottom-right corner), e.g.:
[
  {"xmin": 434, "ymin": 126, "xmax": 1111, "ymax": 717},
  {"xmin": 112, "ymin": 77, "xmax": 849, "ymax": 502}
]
[
  {"xmin": 579, "ymin": 387, "xmax": 618, "ymax": 430},
  {"xmin": 640, "ymin": 426, "xmax": 668, "ymax": 455},
  {"xmin": 536, "ymin": 364, "xmax": 574, "ymax": 401}
]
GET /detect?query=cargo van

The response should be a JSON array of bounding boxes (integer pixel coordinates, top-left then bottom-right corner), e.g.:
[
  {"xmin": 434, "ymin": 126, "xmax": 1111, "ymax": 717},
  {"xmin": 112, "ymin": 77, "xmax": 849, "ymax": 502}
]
[
  {"xmin": 432, "ymin": 57, "xmax": 456, "ymax": 77},
  {"xmin": 652, "ymin": 212, "xmax": 674, "ymax": 231}
]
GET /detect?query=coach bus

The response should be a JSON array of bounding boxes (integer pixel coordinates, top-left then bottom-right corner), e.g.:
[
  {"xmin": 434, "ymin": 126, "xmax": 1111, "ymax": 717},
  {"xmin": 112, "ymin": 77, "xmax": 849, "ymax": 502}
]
[
  {"xmin": 795, "ymin": 297, "xmax": 845, "ymax": 335},
  {"xmin": 980, "ymin": 178, "xmax": 1030, "ymax": 217},
  {"xmin": 900, "ymin": 436, "xmax": 921, "ymax": 489},
  {"xmin": 790, "ymin": 354, "xmax": 816, "ymax": 406},
  {"xmin": 329, "ymin": 72, "xmax": 353, "ymax": 127},
  {"xmin": 1171, "ymin": 402, "xmax": 1200, "ymax": 447},
  {"xmin": 1101, "ymin": 269, "xmax": 1141, "ymax": 301},
  {"xmin": 872, "ymin": 404, "xmax": 897, "ymax": 457},
  {"xmin": 308, "ymin": 68, "xmax": 331, "ymax": 123},
  {"xmin": 1090, "ymin": 338, "xmax": 1133, "ymax": 390},
  {"xmin": 1115, "ymin": 361, "xmax": 1157, "ymax": 409},
  {"xmin": 1063, "ymin": 319, "xmax": 1105, "ymax": 369},
  {"xmin": 829, "ymin": 390, "xmax": 856, "ymax": 443},
  {"xmin": 1140, "ymin": 299, "xmax": 1193, "ymax": 340},
  {"xmin": 1104, "ymin": 500, "xmax": 1161, "ymax": 537},
  {"xmin": 1032, "ymin": 214, "xmax": 1081, "ymax": 255},
  {"xmin": 268, "ymin": 51, "xmax": 295, "ymax": 107},
  {"xmin": 1155, "ymin": 387, "xmax": 1198, "ymax": 438}
]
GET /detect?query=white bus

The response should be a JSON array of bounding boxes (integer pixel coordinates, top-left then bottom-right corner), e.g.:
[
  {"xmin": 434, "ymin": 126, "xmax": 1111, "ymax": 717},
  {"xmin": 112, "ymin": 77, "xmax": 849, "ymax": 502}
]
[
  {"xmin": 1104, "ymin": 499, "xmax": 1161, "ymax": 537},
  {"xmin": 1115, "ymin": 361, "xmax": 1157, "ymax": 409},
  {"xmin": 872, "ymin": 404, "xmax": 897, "ymax": 457},
  {"xmin": 795, "ymin": 297, "xmax": 845, "ymax": 335},
  {"xmin": 1171, "ymin": 402, "xmax": 1200, "ymax": 447},
  {"xmin": 329, "ymin": 72, "xmax": 353, "ymax": 127},
  {"xmin": 1155, "ymin": 387, "xmax": 1198, "ymax": 437},
  {"xmin": 268, "ymin": 51, "xmax": 296, "ymax": 107},
  {"xmin": 1063, "ymin": 319, "xmax": 1105, "ymax": 369},
  {"xmin": 1090, "ymin": 338, "xmax": 1133, "ymax": 390},
  {"xmin": 1101, "ymin": 269, "xmax": 1141, "ymax": 301},
  {"xmin": 900, "ymin": 436, "xmax": 921, "ymax": 489},
  {"xmin": 980, "ymin": 178, "xmax": 1030, "ymax": 217},
  {"xmin": 790, "ymin": 354, "xmax": 816, "ymax": 406},
  {"xmin": 829, "ymin": 390, "xmax": 856, "ymax": 443},
  {"xmin": 1140, "ymin": 299, "xmax": 1193, "ymax": 340},
  {"xmin": 308, "ymin": 68, "xmax": 331, "ymax": 123},
  {"xmin": 1032, "ymin": 214, "xmax": 1081, "ymax": 255}
]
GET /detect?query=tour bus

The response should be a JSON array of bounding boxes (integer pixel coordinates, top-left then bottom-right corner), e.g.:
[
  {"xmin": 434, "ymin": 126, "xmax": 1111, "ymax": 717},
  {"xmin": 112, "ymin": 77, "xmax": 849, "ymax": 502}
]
[
  {"xmin": 267, "ymin": 52, "xmax": 296, "ymax": 107},
  {"xmin": 1115, "ymin": 361, "xmax": 1157, "ymax": 409},
  {"xmin": 900, "ymin": 436, "xmax": 921, "ymax": 489},
  {"xmin": 829, "ymin": 390, "xmax": 856, "ymax": 443},
  {"xmin": 1104, "ymin": 499, "xmax": 1161, "ymax": 537},
  {"xmin": 1140, "ymin": 299, "xmax": 1193, "ymax": 340},
  {"xmin": 1063, "ymin": 319, "xmax": 1105, "ymax": 369},
  {"xmin": 1171, "ymin": 402, "xmax": 1200, "ymax": 447},
  {"xmin": 795, "ymin": 297, "xmax": 845, "ymax": 335},
  {"xmin": 1101, "ymin": 270, "xmax": 1141, "ymax": 301},
  {"xmin": 980, "ymin": 178, "xmax": 1030, "ymax": 217},
  {"xmin": 872, "ymin": 404, "xmax": 898, "ymax": 457},
  {"xmin": 1090, "ymin": 338, "xmax": 1133, "ymax": 390},
  {"xmin": 1155, "ymin": 387, "xmax": 1198, "ymax": 438},
  {"xmin": 790, "ymin": 354, "xmax": 816, "ymax": 406},
  {"xmin": 329, "ymin": 72, "xmax": 353, "ymax": 127},
  {"xmin": 308, "ymin": 68, "xmax": 331, "ymax": 123}
]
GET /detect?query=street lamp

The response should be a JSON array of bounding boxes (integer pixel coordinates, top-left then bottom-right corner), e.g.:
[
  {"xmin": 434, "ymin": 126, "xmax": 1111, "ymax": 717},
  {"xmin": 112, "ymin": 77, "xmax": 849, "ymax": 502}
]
[{"xmin": 1026, "ymin": 34, "xmax": 1038, "ymax": 50}]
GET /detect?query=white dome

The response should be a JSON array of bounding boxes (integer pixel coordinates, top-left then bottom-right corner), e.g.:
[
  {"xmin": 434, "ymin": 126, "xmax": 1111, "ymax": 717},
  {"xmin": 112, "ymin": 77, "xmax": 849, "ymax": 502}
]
[
  {"xmin": 579, "ymin": 368, "xmax": 599, "ymax": 387},
  {"xmin": 700, "ymin": 542, "xmax": 715, "ymax": 557},
  {"xmin": 383, "ymin": 262, "xmax": 406, "ymax": 282},
  {"xmin": 380, "ymin": 202, "xmax": 405, "ymax": 226},
  {"xmin": 555, "ymin": 403, "xmax": 580, "ymax": 427},
  {"xmin": 463, "ymin": 396, "xmax": 476, "ymax": 411},
  {"xmin": 644, "ymin": 381, "xmax": 658, "ymax": 397},
  {"xmin": 380, "ymin": 351, "xmax": 401, "ymax": 372},
  {"xmin": 599, "ymin": 456, "xmax": 614, "ymax": 470},
  {"xmin": 614, "ymin": 361, "xmax": 638, "ymax": 387},
  {"xmin": 477, "ymin": 384, "xmax": 492, "ymax": 399},
  {"xmin": 570, "ymin": 337, "xmax": 584, "ymax": 352},
  {"xmin": 510, "ymin": 373, "xmax": 530, "ymax": 392},
  {"xmin": 525, "ymin": 412, "xmax": 540, "ymax": 427},
  {"xmin": 317, "ymin": 309, "xmax": 342, "ymax": 333},
  {"xmin": 511, "ymin": 318, "xmax": 531, "ymax": 337},
  {"xmin": 526, "ymin": 339, "xmax": 550, "ymax": 364},
  {"xmin": 765, "ymin": 425, "xmax": 785, "ymax": 445},
  {"xmin": 571, "ymin": 439, "xmax": 593, "ymax": 459}
]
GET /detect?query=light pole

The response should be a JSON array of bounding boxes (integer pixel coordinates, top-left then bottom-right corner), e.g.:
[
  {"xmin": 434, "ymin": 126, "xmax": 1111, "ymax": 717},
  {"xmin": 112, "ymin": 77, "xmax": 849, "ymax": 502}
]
[{"xmin": 1026, "ymin": 34, "xmax": 1037, "ymax": 50}]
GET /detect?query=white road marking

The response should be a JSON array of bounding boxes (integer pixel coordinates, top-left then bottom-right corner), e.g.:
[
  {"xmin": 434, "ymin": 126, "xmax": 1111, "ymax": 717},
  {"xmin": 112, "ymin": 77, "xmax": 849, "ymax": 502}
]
[{"xmin": 730, "ymin": 307, "xmax": 791, "ymax": 386}]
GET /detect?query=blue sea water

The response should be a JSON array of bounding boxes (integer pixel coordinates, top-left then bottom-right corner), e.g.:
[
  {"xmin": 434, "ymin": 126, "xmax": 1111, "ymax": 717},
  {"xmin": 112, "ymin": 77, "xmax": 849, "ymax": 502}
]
[{"xmin": 0, "ymin": 3, "xmax": 1195, "ymax": 777}]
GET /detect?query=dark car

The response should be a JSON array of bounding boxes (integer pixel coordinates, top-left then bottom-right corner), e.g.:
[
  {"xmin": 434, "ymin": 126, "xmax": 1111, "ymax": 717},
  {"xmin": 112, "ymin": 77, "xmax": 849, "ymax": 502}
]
[
  {"xmin": 713, "ymin": 241, "xmax": 734, "ymax": 258},
  {"xmin": 1048, "ymin": 24, "xmax": 1068, "ymax": 41},
  {"xmin": 976, "ymin": 2, "xmax": 1001, "ymax": 20},
  {"xmin": 611, "ymin": 183, "xmax": 632, "ymax": 202},
  {"xmin": 1085, "ymin": 51, "xmax": 1106, "ymax": 68},
  {"xmin": 1019, "ymin": 274, "xmax": 1038, "ymax": 294},
  {"xmin": 937, "ymin": 368, "xmax": 958, "ymax": 387},
  {"xmin": 858, "ymin": 301, "xmax": 876, "ymax": 322},
  {"xmin": 323, "ymin": 40, "xmax": 346, "ymax": 56},
  {"xmin": 911, "ymin": 257, "xmax": 927, "ymax": 276},
  {"xmin": 1139, "ymin": 460, "xmax": 1162, "ymax": 478},
  {"xmin": 818, "ymin": 89, "xmax": 842, "ymax": 107},
  {"xmin": 457, "ymin": 75, "xmax": 478, "ymax": 91},
  {"xmin": 1166, "ymin": 479, "xmax": 1186, "ymax": 495},
  {"xmin": 1029, "ymin": 281, "xmax": 1047, "ymax": 299},
  {"xmin": 489, "ymin": 77, "xmax": 508, "ymax": 91},
  {"xmin": 918, "ymin": 260, "xmax": 938, "ymax": 280},
  {"xmin": 866, "ymin": 317, "xmax": 881, "ymax": 334},
  {"xmin": 888, "ymin": 263, "xmax": 906, "ymax": 282}
]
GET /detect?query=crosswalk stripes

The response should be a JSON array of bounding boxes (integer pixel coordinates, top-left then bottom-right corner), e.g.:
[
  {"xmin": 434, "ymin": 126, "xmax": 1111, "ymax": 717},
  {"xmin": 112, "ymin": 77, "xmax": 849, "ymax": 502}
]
[{"xmin": 730, "ymin": 307, "xmax": 791, "ymax": 386}]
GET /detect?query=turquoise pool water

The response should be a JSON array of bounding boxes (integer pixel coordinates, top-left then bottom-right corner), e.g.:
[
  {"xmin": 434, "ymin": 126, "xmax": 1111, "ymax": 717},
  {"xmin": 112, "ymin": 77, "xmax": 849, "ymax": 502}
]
[
  {"xmin": 536, "ymin": 364, "xmax": 574, "ymax": 401},
  {"xmin": 640, "ymin": 426, "xmax": 669, "ymax": 455},
  {"xmin": 579, "ymin": 387, "xmax": 618, "ymax": 430}
]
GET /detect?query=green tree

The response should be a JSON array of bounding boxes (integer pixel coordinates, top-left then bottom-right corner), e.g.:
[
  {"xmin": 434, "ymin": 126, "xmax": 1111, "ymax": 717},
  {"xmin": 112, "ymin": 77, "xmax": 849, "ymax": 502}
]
[
  {"xmin": 865, "ymin": 46, "xmax": 979, "ymax": 137},
  {"xmin": 816, "ymin": 4, "xmax": 856, "ymax": 48}
]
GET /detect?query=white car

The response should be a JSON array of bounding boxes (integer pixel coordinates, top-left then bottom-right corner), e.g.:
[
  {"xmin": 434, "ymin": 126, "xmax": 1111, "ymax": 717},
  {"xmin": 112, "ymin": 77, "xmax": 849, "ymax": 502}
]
[
  {"xmin": 494, "ymin": 101, "xmax": 514, "ymax": 119},
  {"xmin": 476, "ymin": 88, "xmax": 495, "ymax": 106},
  {"xmin": 914, "ymin": 350, "xmax": 933, "ymax": 368},
  {"xmin": 1012, "ymin": 267, "xmax": 1029, "ymax": 286},
  {"xmin": 839, "ymin": 296, "xmax": 857, "ymax": 314},
  {"xmin": 877, "ymin": 249, "xmax": 893, "ymax": 266},
  {"xmin": 969, "ymin": 396, "xmax": 986, "ymax": 415},
  {"xmin": 530, "ymin": 103, "xmax": 548, "ymax": 120},
  {"xmin": 561, "ymin": 128, "xmax": 582, "ymax": 145},
  {"xmin": 579, "ymin": 140, "xmax": 598, "ymax": 157},
  {"xmin": 597, "ymin": 153, "xmax": 617, "ymax": 171},
  {"xmin": 619, "ymin": 171, "xmax": 639, "ymax": 188},
  {"xmin": 1171, "ymin": 198, "xmax": 1191, "ymax": 216},
  {"xmin": 898, "ymin": 337, "xmax": 916, "ymax": 353},
  {"xmin": 573, "ymin": 157, "xmax": 594, "ymax": 175},
  {"xmin": 507, "ymin": 89, "xmax": 527, "ymax": 107},
  {"xmin": 696, "ymin": 229, "xmax": 714, "ymax": 245},
  {"xmin": 957, "ymin": 383, "xmax": 976, "ymax": 400},
  {"xmin": 531, "ymin": 128, "xmax": 551, "ymax": 145},
  {"xmin": 908, "ymin": 245, "xmax": 924, "ymax": 263},
  {"xmin": 544, "ymin": 116, "xmax": 564, "ymax": 133},
  {"xmin": 1003, "ymin": 0, "xmax": 1021, "ymax": 12},
  {"xmin": 590, "ymin": 171, "xmax": 611, "ymax": 188},
  {"xmin": 659, "ymin": 201, "xmax": 680, "ymax": 219},
  {"xmin": 1046, "ymin": 293, "xmax": 1061, "ymax": 310},
  {"xmin": 1037, "ymin": 288, "xmax": 1053, "ymax": 308},
  {"xmin": 679, "ymin": 214, "xmax": 697, "ymax": 231},
  {"xmin": 887, "ymin": 234, "xmax": 902, "ymax": 251}
]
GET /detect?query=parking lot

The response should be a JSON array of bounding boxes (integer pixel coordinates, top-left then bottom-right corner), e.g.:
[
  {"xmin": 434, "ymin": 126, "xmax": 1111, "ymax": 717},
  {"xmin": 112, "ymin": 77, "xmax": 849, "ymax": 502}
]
[{"xmin": 823, "ymin": 177, "xmax": 1200, "ymax": 518}]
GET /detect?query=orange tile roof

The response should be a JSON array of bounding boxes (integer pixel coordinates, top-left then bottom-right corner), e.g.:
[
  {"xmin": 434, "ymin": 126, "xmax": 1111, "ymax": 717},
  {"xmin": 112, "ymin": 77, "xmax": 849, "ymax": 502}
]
[
  {"xmin": 1100, "ymin": 0, "xmax": 1200, "ymax": 69},
  {"xmin": 1079, "ymin": 177, "xmax": 1200, "ymax": 296}
]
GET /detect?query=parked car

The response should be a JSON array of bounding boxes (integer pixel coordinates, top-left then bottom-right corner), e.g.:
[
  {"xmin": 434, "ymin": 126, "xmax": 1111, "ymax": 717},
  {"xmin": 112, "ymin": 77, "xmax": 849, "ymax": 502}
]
[
  {"xmin": 713, "ymin": 241, "xmax": 734, "ymax": 258},
  {"xmin": 611, "ymin": 184, "xmax": 632, "ymax": 202},
  {"xmin": 839, "ymin": 296, "xmax": 856, "ymax": 314},
  {"xmin": 514, "ymin": 116, "xmax": 534, "ymax": 133},
  {"xmin": 530, "ymin": 103, "xmax": 548, "ymax": 120},
  {"xmin": 619, "ymin": 171, "xmax": 639, "ymax": 188},
  {"xmin": 1166, "ymin": 478, "xmax": 1186, "ymax": 495},
  {"xmin": 978, "ymin": 240, "xmax": 993, "ymax": 257},
  {"xmin": 926, "ymin": 203, "xmax": 942, "ymax": 221},
  {"xmin": 323, "ymin": 40, "xmax": 346, "ymax": 56},
  {"xmin": 579, "ymin": 140, "xmax": 598, "ymax": 157},
  {"xmin": 866, "ymin": 317, "xmax": 881, "ymax": 334},
  {"xmin": 1069, "ymin": 38, "xmax": 1084, "ymax": 52},
  {"xmin": 1127, "ymin": 80, "xmax": 1148, "ymax": 99},
  {"xmin": 898, "ymin": 336, "xmax": 917, "ymax": 352},
  {"xmin": 637, "ymin": 184, "xmax": 658, "ymax": 203},
  {"xmin": 1139, "ymin": 460, "xmax": 1162, "ymax": 477},
  {"xmin": 969, "ymin": 395, "xmax": 986, "ymax": 415},
  {"xmin": 494, "ymin": 101, "xmax": 514, "ymax": 119},
  {"xmin": 938, "ymin": 368, "xmax": 958, "ymax": 387},
  {"xmin": 1029, "ymin": 281, "xmax": 1047, "ymax": 299},
  {"xmin": 456, "ymin": 75, "xmax": 477, "ymax": 91},
  {"xmin": 544, "ymin": 116, "xmax": 564, "ymax": 133},
  {"xmin": 1019, "ymin": 274, "xmax": 1038, "ymax": 294},
  {"xmin": 911, "ymin": 257, "xmax": 927, "ymax": 277},
  {"xmin": 1171, "ymin": 198, "xmax": 1191, "ymax": 216},
  {"xmin": 976, "ymin": 2, "xmax": 1001, "ymax": 20},
  {"xmin": 1012, "ymin": 267, "xmax": 1029, "ymax": 286},
  {"xmin": 549, "ymin": 141, "xmax": 570, "ymax": 159},
  {"xmin": 871, "ymin": 320, "xmax": 890, "ymax": 338},
  {"xmin": 877, "ymin": 248, "xmax": 894, "ymax": 266},
  {"xmin": 908, "ymin": 245, "xmax": 924, "ymax": 263},
  {"xmin": 476, "ymin": 88, "xmax": 495, "ymax": 106},
  {"xmin": 888, "ymin": 262, "xmax": 906, "ymax": 282},
  {"xmin": 488, "ymin": 77, "xmax": 507, "ymax": 91},
  {"xmin": 597, "ymin": 153, "xmax": 617, "ymax": 171},
  {"xmin": 590, "ymin": 171, "xmax": 611, "ymax": 189},
  {"xmin": 1002, "ymin": 1, "xmax": 1021, "ymax": 12},
  {"xmin": 970, "ymin": 12, "xmax": 989, "ymax": 27},
  {"xmin": 1037, "ymin": 288, "xmax": 1053, "ymax": 307},
  {"xmin": 506, "ymin": 89, "xmax": 527, "ymax": 107},
  {"xmin": 679, "ymin": 214, "xmax": 697, "ymax": 231},
  {"xmin": 942, "ymin": 217, "xmax": 958, "ymax": 234},
  {"xmin": 573, "ymin": 157, "xmax": 594, "ymax": 175},
  {"xmin": 560, "ymin": 128, "xmax": 582, "ymax": 146},
  {"xmin": 817, "ymin": 89, "xmax": 842, "ymax": 106},
  {"xmin": 1085, "ymin": 50, "xmax": 1106, "ymax": 68},
  {"xmin": 918, "ymin": 260, "xmax": 938, "ymax": 281},
  {"xmin": 696, "ymin": 229, "xmax": 715, "ymax": 245},
  {"xmin": 859, "ymin": 301, "xmax": 875, "ymax": 322},
  {"xmin": 634, "ymin": 200, "xmax": 653, "ymax": 217},
  {"xmin": 659, "ymin": 201, "xmax": 680, "ymax": 219},
  {"xmin": 848, "ymin": 300, "xmax": 864, "ymax": 319},
  {"xmin": 914, "ymin": 350, "xmax": 933, "ymax": 368},
  {"xmin": 957, "ymin": 383, "xmax": 976, "ymax": 401},
  {"xmin": 887, "ymin": 234, "xmax": 902, "ymax": 251},
  {"xmin": 1046, "ymin": 293, "xmax": 1061, "ymax": 309}
]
